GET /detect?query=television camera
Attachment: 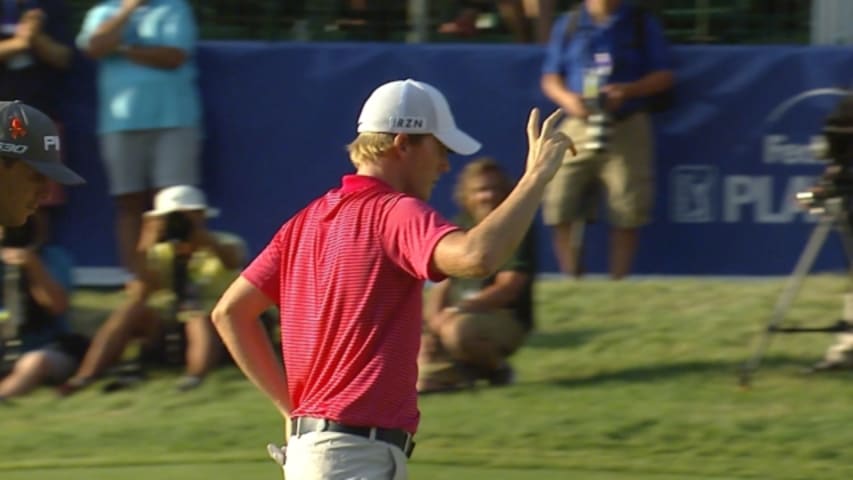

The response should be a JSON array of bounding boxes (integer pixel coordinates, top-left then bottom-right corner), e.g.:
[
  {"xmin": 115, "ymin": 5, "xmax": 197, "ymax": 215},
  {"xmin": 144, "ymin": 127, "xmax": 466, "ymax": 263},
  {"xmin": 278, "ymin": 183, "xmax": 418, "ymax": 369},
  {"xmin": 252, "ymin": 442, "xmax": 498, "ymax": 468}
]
[{"xmin": 741, "ymin": 93, "xmax": 853, "ymax": 386}]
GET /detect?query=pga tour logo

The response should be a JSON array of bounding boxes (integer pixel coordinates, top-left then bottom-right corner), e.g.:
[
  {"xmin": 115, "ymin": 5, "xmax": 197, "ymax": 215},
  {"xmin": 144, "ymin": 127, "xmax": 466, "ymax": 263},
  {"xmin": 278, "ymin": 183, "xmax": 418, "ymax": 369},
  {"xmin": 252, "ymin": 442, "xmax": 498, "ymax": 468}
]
[{"xmin": 670, "ymin": 165, "xmax": 717, "ymax": 223}]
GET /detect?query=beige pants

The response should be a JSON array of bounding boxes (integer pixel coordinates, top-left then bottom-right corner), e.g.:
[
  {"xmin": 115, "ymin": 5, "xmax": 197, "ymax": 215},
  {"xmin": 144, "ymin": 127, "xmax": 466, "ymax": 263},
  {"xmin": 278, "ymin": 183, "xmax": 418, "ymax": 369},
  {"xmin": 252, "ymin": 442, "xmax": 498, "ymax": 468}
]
[
  {"xmin": 818, "ymin": 294, "xmax": 853, "ymax": 368},
  {"xmin": 418, "ymin": 309, "xmax": 526, "ymax": 387},
  {"xmin": 822, "ymin": 333, "xmax": 853, "ymax": 367},
  {"xmin": 542, "ymin": 112, "xmax": 654, "ymax": 228},
  {"xmin": 284, "ymin": 431, "xmax": 408, "ymax": 480}
]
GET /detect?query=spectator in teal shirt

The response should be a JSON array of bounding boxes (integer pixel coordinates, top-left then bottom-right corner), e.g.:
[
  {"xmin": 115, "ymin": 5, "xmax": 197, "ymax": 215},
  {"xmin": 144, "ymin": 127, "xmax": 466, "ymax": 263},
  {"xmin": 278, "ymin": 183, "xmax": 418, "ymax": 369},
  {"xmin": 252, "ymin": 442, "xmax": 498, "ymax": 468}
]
[{"xmin": 77, "ymin": 0, "xmax": 202, "ymax": 280}]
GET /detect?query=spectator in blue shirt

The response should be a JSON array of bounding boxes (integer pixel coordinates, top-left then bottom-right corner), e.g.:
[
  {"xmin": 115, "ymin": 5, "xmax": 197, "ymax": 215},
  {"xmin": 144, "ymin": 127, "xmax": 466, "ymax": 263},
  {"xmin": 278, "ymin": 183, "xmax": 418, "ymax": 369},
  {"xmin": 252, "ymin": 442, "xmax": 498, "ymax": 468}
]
[
  {"xmin": 77, "ymin": 0, "xmax": 202, "ymax": 279},
  {"xmin": 540, "ymin": 0, "xmax": 673, "ymax": 279}
]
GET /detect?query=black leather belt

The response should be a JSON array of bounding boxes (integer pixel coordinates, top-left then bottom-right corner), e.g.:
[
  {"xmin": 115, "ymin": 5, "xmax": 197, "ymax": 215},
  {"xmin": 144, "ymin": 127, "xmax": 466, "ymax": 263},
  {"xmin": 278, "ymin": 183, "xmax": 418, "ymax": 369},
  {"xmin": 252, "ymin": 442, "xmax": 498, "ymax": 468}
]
[{"xmin": 291, "ymin": 417, "xmax": 415, "ymax": 458}]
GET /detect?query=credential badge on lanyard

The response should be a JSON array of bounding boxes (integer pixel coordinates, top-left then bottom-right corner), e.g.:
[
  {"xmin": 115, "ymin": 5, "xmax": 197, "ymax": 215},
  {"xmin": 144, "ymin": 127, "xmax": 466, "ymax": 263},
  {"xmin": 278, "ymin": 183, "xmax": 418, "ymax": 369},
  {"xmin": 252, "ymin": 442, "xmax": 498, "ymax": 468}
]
[{"xmin": 582, "ymin": 52, "xmax": 612, "ymax": 101}]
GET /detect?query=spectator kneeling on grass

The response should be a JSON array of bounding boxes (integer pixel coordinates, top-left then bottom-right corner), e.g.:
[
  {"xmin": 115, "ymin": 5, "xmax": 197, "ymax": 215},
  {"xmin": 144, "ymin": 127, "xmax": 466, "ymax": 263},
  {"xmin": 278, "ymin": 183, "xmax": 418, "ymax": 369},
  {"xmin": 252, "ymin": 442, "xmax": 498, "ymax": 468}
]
[{"xmin": 418, "ymin": 158, "xmax": 536, "ymax": 394}]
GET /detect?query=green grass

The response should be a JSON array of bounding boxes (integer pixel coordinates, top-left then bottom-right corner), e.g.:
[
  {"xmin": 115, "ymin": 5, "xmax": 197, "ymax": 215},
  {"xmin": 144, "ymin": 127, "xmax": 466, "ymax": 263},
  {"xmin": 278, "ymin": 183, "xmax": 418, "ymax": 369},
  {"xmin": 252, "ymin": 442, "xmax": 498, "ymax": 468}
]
[
  {"xmin": 0, "ymin": 463, "xmax": 704, "ymax": 480},
  {"xmin": 3, "ymin": 276, "xmax": 853, "ymax": 479}
]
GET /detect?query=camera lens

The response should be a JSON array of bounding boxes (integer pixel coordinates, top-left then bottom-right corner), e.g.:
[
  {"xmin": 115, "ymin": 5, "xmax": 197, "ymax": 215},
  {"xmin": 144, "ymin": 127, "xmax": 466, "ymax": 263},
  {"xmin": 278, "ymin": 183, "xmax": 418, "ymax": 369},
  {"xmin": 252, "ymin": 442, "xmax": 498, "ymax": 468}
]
[
  {"xmin": 584, "ymin": 112, "xmax": 612, "ymax": 153},
  {"xmin": 160, "ymin": 212, "xmax": 194, "ymax": 243},
  {"xmin": 1, "ymin": 217, "xmax": 35, "ymax": 248},
  {"xmin": 823, "ymin": 94, "xmax": 853, "ymax": 164}
]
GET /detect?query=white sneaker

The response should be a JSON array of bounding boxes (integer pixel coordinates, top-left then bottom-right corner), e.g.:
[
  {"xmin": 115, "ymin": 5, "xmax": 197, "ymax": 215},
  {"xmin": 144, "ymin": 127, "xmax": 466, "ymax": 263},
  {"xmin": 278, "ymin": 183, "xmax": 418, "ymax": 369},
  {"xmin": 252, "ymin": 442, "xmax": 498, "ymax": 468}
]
[{"xmin": 175, "ymin": 375, "xmax": 203, "ymax": 392}]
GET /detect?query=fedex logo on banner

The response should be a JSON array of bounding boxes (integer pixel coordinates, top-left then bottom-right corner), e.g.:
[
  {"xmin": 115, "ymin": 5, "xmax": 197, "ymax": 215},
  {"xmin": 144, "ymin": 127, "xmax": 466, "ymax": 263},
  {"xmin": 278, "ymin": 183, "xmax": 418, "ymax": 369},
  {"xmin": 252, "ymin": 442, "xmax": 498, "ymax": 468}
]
[
  {"xmin": 763, "ymin": 134, "xmax": 823, "ymax": 164},
  {"xmin": 762, "ymin": 88, "xmax": 850, "ymax": 164}
]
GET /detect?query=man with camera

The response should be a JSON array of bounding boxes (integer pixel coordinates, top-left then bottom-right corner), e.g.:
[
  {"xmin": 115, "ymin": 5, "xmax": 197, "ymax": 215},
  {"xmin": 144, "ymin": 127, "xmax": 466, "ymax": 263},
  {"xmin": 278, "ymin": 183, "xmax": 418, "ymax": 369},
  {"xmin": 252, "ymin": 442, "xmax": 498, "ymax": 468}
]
[
  {"xmin": 796, "ymin": 93, "xmax": 853, "ymax": 372},
  {"xmin": 0, "ymin": 210, "xmax": 88, "ymax": 402},
  {"xmin": 0, "ymin": 101, "xmax": 84, "ymax": 227},
  {"xmin": 540, "ymin": 0, "xmax": 673, "ymax": 279},
  {"xmin": 59, "ymin": 185, "xmax": 245, "ymax": 394}
]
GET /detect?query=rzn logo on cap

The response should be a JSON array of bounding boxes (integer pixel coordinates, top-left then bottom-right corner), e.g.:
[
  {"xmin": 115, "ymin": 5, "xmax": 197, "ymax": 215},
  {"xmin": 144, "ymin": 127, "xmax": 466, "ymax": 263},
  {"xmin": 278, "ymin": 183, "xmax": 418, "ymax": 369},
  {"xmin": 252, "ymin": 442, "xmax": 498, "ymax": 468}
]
[
  {"xmin": 9, "ymin": 117, "xmax": 27, "ymax": 139},
  {"xmin": 389, "ymin": 116, "xmax": 426, "ymax": 129}
]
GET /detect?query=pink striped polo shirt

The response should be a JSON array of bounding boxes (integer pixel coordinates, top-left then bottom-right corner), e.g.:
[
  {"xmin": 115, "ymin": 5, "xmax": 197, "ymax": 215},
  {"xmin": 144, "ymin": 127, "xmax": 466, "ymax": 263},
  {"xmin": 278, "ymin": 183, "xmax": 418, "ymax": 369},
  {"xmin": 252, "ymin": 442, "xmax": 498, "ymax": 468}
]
[{"xmin": 243, "ymin": 175, "xmax": 459, "ymax": 434}]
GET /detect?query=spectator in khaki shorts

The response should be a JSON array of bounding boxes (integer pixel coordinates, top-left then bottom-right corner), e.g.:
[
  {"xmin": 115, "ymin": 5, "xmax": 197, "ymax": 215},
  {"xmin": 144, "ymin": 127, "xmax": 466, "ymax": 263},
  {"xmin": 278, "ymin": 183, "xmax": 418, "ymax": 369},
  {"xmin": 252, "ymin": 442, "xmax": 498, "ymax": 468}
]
[
  {"xmin": 540, "ymin": 0, "xmax": 673, "ymax": 279},
  {"xmin": 418, "ymin": 158, "xmax": 535, "ymax": 393}
]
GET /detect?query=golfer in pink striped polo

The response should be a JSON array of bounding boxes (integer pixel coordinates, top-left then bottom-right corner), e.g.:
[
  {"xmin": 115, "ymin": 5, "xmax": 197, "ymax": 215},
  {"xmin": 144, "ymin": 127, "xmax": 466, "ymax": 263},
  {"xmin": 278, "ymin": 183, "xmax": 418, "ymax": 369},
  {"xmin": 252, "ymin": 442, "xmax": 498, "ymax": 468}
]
[{"xmin": 212, "ymin": 79, "xmax": 575, "ymax": 479}]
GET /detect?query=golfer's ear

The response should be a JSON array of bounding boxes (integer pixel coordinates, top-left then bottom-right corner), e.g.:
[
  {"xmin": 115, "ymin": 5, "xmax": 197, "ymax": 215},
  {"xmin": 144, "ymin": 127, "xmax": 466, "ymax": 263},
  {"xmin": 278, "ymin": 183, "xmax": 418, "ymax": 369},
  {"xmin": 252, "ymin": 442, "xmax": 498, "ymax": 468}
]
[{"xmin": 394, "ymin": 133, "xmax": 410, "ymax": 152}]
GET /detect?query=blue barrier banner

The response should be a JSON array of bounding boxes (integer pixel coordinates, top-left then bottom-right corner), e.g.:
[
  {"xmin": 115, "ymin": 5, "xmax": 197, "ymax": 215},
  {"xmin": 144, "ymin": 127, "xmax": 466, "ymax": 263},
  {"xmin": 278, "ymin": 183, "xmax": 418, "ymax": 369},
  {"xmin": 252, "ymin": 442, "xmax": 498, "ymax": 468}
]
[{"xmin": 55, "ymin": 43, "xmax": 853, "ymax": 276}]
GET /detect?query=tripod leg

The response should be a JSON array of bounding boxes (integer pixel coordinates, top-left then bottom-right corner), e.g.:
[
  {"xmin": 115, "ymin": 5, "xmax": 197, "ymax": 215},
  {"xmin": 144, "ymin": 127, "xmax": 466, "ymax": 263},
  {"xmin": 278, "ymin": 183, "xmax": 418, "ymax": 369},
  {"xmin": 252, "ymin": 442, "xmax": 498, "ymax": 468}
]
[
  {"xmin": 570, "ymin": 219, "xmax": 585, "ymax": 276},
  {"xmin": 834, "ymin": 212, "xmax": 853, "ymax": 283},
  {"xmin": 739, "ymin": 214, "xmax": 835, "ymax": 386}
]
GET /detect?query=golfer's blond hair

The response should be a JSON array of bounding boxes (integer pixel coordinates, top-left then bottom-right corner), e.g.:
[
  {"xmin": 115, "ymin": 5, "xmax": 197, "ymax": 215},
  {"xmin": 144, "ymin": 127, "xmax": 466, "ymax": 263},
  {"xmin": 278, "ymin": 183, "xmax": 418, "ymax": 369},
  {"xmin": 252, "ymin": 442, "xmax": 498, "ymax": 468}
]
[{"xmin": 346, "ymin": 133, "xmax": 428, "ymax": 169}]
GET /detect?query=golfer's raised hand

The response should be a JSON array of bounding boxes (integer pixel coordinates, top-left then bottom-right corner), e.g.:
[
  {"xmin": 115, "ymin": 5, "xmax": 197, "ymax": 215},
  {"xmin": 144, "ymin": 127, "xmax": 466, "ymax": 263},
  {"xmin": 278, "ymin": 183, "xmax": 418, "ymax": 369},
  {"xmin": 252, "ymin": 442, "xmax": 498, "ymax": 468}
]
[{"xmin": 525, "ymin": 108, "xmax": 576, "ymax": 182}]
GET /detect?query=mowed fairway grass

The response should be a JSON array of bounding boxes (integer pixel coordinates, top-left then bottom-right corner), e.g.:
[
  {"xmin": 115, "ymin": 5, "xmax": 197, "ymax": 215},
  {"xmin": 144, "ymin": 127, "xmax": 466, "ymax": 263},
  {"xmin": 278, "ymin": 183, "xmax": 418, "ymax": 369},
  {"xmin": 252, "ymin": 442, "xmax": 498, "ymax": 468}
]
[{"xmin": 2, "ymin": 277, "xmax": 853, "ymax": 479}]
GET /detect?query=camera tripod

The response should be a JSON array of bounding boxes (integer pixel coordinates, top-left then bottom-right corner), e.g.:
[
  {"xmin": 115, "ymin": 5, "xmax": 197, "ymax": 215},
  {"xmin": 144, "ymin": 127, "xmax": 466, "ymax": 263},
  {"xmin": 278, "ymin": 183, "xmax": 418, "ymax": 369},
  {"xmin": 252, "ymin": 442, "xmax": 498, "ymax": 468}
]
[
  {"xmin": 0, "ymin": 264, "xmax": 23, "ymax": 374},
  {"xmin": 739, "ymin": 197, "xmax": 853, "ymax": 387}
]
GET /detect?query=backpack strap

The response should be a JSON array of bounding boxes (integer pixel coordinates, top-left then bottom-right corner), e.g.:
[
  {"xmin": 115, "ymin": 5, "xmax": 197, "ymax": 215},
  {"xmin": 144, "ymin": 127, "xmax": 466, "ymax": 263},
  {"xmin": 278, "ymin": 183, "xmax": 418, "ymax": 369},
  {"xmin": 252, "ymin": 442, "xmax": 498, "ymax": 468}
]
[
  {"xmin": 632, "ymin": 5, "xmax": 648, "ymax": 51},
  {"xmin": 562, "ymin": 4, "xmax": 582, "ymax": 43}
]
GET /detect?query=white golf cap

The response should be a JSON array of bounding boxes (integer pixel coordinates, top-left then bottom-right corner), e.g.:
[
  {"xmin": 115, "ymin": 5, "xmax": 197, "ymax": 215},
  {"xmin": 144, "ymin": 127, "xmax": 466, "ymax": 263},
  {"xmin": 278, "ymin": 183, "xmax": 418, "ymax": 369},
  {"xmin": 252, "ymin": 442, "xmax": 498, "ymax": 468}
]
[
  {"xmin": 144, "ymin": 185, "xmax": 220, "ymax": 218},
  {"xmin": 357, "ymin": 79, "xmax": 482, "ymax": 155}
]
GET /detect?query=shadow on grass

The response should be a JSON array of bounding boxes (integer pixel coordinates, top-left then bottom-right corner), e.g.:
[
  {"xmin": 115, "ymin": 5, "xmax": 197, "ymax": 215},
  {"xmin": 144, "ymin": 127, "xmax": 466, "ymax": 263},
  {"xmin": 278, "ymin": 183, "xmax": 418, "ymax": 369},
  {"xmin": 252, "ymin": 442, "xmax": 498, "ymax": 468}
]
[
  {"xmin": 537, "ymin": 354, "xmax": 850, "ymax": 388},
  {"xmin": 525, "ymin": 327, "xmax": 613, "ymax": 350}
]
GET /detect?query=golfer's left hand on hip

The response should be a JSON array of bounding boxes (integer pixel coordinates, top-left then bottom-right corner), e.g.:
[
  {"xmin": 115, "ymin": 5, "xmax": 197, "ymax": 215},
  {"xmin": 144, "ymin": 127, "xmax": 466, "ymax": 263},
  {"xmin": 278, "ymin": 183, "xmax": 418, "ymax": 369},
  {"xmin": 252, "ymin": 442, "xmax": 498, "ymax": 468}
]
[{"xmin": 267, "ymin": 443, "xmax": 286, "ymax": 466}]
